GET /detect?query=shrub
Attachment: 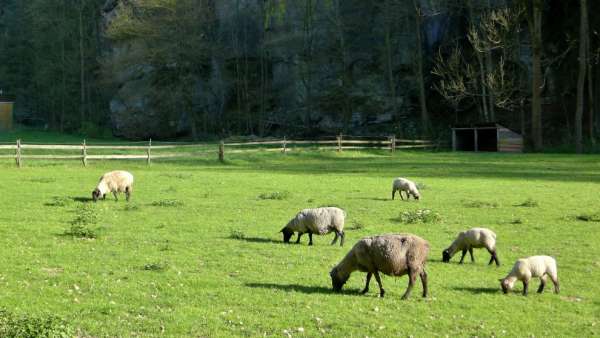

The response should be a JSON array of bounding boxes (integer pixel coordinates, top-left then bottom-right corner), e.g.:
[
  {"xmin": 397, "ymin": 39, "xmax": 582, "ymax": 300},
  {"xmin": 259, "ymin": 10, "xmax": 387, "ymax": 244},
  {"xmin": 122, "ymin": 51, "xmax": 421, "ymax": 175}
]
[
  {"xmin": 516, "ymin": 198, "xmax": 539, "ymax": 207},
  {"xmin": 258, "ymin": 191, "xmax": 290, "ymax": 200},
  {"xmin": 151, "ymin": 199, "xmax": 184, "ymax": 207},
  {"xmin": 64, "ymin": 224, "xmax": 97, "ymax": 239},
  {"xmin": 70, "ymin": 204, "xmax": 98, "ymax": 226},
  {"xmin": 463, "ymin": 200, "xmax": 498, "ymax": 208},
  {"xmin": 0, "ymin": 308, "xmax": 74, "ymax": 338},
  {"xmin": 399, "ymin": 209, "xmax": 441, "ymax": 224}
]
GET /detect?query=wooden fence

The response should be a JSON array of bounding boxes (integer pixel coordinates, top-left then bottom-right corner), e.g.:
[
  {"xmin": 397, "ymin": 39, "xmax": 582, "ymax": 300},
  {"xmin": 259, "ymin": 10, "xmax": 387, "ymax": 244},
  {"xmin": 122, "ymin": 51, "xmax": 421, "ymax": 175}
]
[{"xmin": 0, "ymin": 135, "xmax": 434, "ymax": 167}]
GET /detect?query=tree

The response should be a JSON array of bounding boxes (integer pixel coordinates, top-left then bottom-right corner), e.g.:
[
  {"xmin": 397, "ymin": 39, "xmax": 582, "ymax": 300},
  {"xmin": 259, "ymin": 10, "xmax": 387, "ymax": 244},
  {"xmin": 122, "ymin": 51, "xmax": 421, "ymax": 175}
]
[
  {"xmin": 525, "ymin": 0, "xmax": 544, "ymax": 151},
  {"xmin": 575, "ymin": 0, "xmax": 588, "ymax": 153}
]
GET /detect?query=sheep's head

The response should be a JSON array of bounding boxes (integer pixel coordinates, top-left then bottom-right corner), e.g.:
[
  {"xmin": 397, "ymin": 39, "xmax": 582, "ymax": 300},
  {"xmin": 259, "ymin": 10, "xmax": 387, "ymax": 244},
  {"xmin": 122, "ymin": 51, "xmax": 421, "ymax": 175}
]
[
  {"xmin": 329, "ymin": 267, "xmax": 348, "ymax": 292},
  {"xmin": 442, "ymin": 249, "xmax": 452, "ymax": 263},
  {"xmin": 281, "ymin": 227, "xmax": 294, "ymax": 243},
  {"xmin": 499, "ymin": 278, "xmax": 515, "ymax": 294},
  {"xmin": 92, "ymin": 188, "xmax": 101, "ymax": 202},
  {"xmin": 412, "ymin": 190, "xmax": 421, "ymax": 200}
]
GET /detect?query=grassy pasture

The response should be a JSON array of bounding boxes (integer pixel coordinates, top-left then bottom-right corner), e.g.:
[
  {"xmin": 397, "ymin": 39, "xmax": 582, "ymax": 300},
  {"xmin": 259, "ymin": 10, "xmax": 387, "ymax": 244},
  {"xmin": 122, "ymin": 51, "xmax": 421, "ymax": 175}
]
[{"xmin": 0, "ymin": 149, "xmax": 599, "ymax": 337}]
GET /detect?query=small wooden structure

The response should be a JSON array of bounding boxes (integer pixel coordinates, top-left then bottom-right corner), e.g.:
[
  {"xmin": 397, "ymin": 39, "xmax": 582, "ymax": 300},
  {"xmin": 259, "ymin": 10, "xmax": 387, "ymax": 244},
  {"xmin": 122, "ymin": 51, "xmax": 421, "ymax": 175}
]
[
  {"xmin": 452, "ymin": 123, "xmax": 523, "ymax": 152},
  {"xmin": 0, "ymin": 95, "xmax": 14, "ymax": 131}
]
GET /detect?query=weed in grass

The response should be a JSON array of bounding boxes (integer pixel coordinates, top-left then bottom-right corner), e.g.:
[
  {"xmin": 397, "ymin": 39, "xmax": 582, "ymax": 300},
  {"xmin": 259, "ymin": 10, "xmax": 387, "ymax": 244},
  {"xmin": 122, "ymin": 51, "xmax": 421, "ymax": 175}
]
[
  {"xmin": 398, "ymin": 209, "xmax": 441, "ymax": 224},
  {"xmin": 0, "ymin": 308, "xmax": 74, "ymax": 337},
  {"xmin": 575, "ymin": 213, "xmax": 600, "ymax": 222},
  {"xmin": 416, "ymin": 182, "xmax": 427, "ymax": 190},
  {"xmin": 510, "ymin": 218, "xmax": 524, "ymax": 224},
  {"xmin": 516, "ymin": 198, "xmax": 539, "ymax": 207},
  {"xmin": 143, "ymin": 262, "xmax": 168, "ymax": 272},
  {"xmin": 28, "ymin": 177, "xmax": 56, "ymax": 184},
  {"xmin": 163, "ymin": 186, "xmax": 177, "ymax": 193},
  {"xmin": 151, "ymin": 199, "xmax": 184, "ymax": 207},
  {"xmin": 159, "ymin": 240, "xmax": 171, "ymax": 251},
  {"xmin": 347, "ymin": 220, "xmax": 365, "ymax": 230},
  {"xmin": 123, "ymin": 203, "xmax": 141, "ymax": 211},
  {"xmin": 463, "ymin": 200, "xmax": 498, "ymax": 208},
  {"xmin": 229, "ymin": 228, "xmax": 246, "ymax": 240},
  {"xmin": 45, "ymin": 196, "xmax": 72, "ymax": 207},
  {"xmin": 160, "ymin": 173, "xmax": 192, "ymax": 180},
  {"xmin": 257, "ymin": 191, "xmax": 290, "ymax": 200},
  {"xmin": 63, "ymin": 224, "xmax": 98, "ymax": 239},
  {"xmin": 70, "ymin": 204, "xmax": 98, "ymax": 226}
]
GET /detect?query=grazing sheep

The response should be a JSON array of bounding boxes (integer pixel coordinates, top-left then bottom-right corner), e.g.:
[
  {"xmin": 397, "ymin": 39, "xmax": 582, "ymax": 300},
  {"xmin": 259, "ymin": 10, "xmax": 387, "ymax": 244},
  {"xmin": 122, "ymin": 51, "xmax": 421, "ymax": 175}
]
[
  {"xmin": 391, "ymin": 178, "xmax": 420, "ymax": 200},
  {"xmin": 442, "ymin": 227, "xmax": 500, "ymax": 266},
  {"xmin": 330, "ymin": 234, "xmax": 429, "ymax": 299},
  {"xmin": 92, "ymin": 170, "xmax": 134, "ymax": 202},
  {"xmin": 500, "ymin": 255, "xmax": 559, "ymax": 296},
  {"xmin": 280, "ymin": 207, "xmax": 345, "ymax": 246}
]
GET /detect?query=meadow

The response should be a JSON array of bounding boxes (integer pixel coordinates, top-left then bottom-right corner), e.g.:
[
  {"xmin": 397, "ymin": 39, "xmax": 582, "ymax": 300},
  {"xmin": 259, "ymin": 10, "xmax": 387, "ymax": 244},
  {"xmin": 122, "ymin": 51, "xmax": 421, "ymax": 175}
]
[{"xmin": 1, "ymin": 146, "xmax": 599, "ymax": 337}]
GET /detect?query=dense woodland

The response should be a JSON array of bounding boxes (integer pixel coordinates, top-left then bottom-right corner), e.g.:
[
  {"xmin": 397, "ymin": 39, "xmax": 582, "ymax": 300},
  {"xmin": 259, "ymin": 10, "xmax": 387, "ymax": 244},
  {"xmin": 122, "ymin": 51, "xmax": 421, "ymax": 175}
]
[{"xmin": 0, "ymin": 0, "xmax": 598, "ymax": 151}]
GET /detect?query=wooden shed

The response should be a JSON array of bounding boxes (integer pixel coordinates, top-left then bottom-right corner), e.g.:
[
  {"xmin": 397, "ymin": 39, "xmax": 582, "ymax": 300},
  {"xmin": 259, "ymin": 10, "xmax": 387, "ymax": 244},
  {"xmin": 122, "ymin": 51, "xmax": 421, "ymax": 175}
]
[
  {"xmin": 0, "ymin": 95, "xmax": 14, "ymax": 131},
  {"xmin": 452, "ymin": 123, "xmax": 523, "ymax": 152}
]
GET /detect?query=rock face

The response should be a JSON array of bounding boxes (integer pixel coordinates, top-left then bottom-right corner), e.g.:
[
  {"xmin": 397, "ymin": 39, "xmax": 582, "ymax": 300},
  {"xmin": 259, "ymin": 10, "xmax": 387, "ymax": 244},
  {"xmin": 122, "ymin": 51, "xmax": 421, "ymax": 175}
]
[{"xmin": 101, "ymin": 0, "xmax": 453, "ymax": 138}]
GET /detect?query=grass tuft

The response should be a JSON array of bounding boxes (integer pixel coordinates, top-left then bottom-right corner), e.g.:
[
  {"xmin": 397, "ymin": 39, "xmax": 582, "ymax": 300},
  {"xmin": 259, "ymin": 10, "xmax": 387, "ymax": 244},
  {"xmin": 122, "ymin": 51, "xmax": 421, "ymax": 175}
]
[
  {"xmin": 143, "ymin": 262, "xmax": 168, "ymax": 272},
  {"xmin": 398, "ymin": 209, "xmax": 441, "ymax": 224},
  {"xmin": 463, "ymin": 200, "xmax": 498, "ymax": 208},
  {"xmin": 575, "ymin": 213, "xmax": 600, "ymax": 222},
  {"xmin": 229, "ymin": 228, "xmax": 246, "ymax": 240},
  {"xmin": 0, "ymin": 308, "xmax": 74, "ymax": 338},
  {"xmin": 45, "ymin": 196, "xmax": 72, "ymax": 207},
  {"xmin": 346, "ymin": 220, "xmax": 365, "ymax": 231},
  {"xmin": 63, "ymin": 224, "xmax": 98, "ymax": 239},
  {"xmin": 70, "ymin": 204, "xmax": 98, "ymax": 226},
  {"xmin": 258, "ymin": 191, "xmax": 291, "ymax": 200},
  {"xmin": 516, "ymin": 198, "xmax": 539, "ymax": 207},
  {"xmin": 151, "ymin": 199, "xmax": 184, "ymax": 207}
]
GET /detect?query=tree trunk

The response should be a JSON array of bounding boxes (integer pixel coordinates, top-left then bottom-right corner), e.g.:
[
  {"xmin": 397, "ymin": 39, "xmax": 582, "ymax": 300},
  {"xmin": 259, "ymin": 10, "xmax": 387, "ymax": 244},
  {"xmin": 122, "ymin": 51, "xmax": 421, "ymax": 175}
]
[
  {"xmin": 528, "ymin": 0, "xmax": 543, "ymax": 151},
  {"xmin": 575, "ymin": 0, "xmax": 588, "ymax": 153},
  {"xmin": 585, "ymin": 0, "xmax": 594, "ymax": 144},
  {"xmin": 413, "ymin": 1, "xmax": 429, "ymax": 134},
  {"xmin": 79, "ymin": 1, "xmax": 86, "ymax": 128}
]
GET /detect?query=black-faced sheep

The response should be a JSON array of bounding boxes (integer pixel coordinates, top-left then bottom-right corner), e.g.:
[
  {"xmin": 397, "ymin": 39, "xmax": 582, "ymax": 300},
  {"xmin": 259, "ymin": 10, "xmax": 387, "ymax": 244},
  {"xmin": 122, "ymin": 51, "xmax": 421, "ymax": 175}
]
[
  {"xmin": 92, "ymin": 170, "xmax": 134, "ymax": 202},
  {"xmin": 391, "ymin": 178, "xmax": 420, "ymax": 201},
  {"xmin": 280, "ymin": 207, "xmax": 345, "ymax": 246},
  {"xmin": 500, "ymin": 255, "xmax": 559, "ymax": 296},
  {"xmin": 442, "ymin": 227, "xmax": 500, "ymax": 266},
  {"xmin": 330, "ymin": 234, "xmax": 429, "ymax": 299}
]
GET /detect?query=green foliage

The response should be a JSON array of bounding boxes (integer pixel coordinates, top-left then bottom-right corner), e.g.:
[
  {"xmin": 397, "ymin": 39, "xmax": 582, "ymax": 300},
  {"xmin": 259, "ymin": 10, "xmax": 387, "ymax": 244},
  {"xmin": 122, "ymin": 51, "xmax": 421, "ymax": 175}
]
[
  {"xmin": 229, "ymin": 228, "xmax": 246, "ymax": 240},
  {"xmin": 63, "ymin": 224, "xmax": 98, "ymax": 239},
  {"xmin": 143, "ymin": 262, "xmax": 168, "ymax": 272},
  {"xmin": 70, "ymin": 204, "xmax": 98, "ymax": 226},
  {"xmin": 463, "ymin": 200, "xmax": 498, "ymax": 208},
  {"xmin": 398, "ymin": 209, "xmax": 441, "ymax": 224},
  {"xmin": 151, "ymin": 199, "xmax": 184, "ymax": 207},
  {"xmin": 0, "ymin": 308, "xmax": 74, "ymax": 338},
  {"xmin": 516, "ymin": 198, "xmax": 539, "ymax": 207},
  {"xmin": 257, "ymin": 191, "xmax": 291, "ymax": 200}
]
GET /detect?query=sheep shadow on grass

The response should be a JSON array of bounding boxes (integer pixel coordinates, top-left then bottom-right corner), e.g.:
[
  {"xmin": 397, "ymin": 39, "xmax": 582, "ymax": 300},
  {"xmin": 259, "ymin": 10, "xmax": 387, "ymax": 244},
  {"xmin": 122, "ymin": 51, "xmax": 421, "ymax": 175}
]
[
  {"xmin": 351, "ymin": 197, "xmax": 390, "ymax": 202},
  {"xmin": 227, "ymin": 236, "xmax": 282, "ymax": 244},
  {"xmin": 451, "ymin": 286, "xmax": 499, "ymax": 294},
  {"xmin": 245, "ymin": 282, "xmax": 365, "ymax": 296},
  {"xmin": 70, "ymin": 196, "xmax": 93, "ymax": 203}
]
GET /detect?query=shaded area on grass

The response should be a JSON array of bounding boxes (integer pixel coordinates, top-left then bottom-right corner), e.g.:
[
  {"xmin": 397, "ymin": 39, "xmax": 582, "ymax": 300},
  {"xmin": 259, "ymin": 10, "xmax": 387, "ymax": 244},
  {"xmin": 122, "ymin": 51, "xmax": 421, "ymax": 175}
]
[
  {"xmin": 245, "ymin": 282, "xmax": 335, "ymax": 295},
  {"xmin": 451, "ymin": 286, "xmax": 500, "ymax": 294},
  {"xmin": 228, "ymin": 236, "xmax": 282, "ymax": 244}
]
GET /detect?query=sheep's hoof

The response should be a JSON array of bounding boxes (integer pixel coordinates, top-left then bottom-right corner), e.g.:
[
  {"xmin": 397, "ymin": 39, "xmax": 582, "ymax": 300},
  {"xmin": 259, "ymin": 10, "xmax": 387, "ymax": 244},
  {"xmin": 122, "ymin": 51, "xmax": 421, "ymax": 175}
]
[{"xmin": 379, "ymin": 290, "xmax": 385, "ymax": 298}]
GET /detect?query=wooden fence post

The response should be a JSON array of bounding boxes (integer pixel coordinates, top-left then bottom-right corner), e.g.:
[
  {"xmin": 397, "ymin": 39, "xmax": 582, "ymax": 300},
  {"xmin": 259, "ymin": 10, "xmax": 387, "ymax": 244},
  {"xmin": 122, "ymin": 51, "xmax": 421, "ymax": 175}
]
[
  {"xmin": 390, "ymin": 135, "xmax": 396, "ymax": 153},
  {"xmin": 337, "ymin": 134, "xmax": 342, "ymax": 152},
  {"xmin": 82, "ymin": 139, "xmax": 87, "ymax": 166},
  {"xmin": 282, "ymin": 136, "xmax": 287, "ymax": 153},
  {"xmin": 15, "ymin": 139, "xmax": 21, "ymax": 168},
  {"xmin": 218, "ymin": 141, "xmax": 224, "ymax": 162},
  {"xmin": 147, "ymin": 138, "xmax": 152, "ymax": 165}
]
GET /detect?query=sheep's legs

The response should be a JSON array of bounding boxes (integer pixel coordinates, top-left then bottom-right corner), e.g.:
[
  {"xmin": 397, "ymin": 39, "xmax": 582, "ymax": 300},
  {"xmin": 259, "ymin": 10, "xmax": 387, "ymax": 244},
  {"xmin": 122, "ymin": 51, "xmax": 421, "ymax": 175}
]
[
  {"xmin": 113, "ymin": 192, "xmax": 118, "ymax": 201},
  {"xmin": 331, "ymin": 232, "xmax": 339, "ymax": 245},
  {"xmin": 550, "ymin": 275, "xmax": 560, "ymax": 294},
  {"xmin": 459, "ymin": 249, "xmax": 467, "ymax": 264},
  {"xmin": 361, "ymin": 272, "xmax": 372, "ymax": 294},
  {"xmin": 468, "ymin": 248, "xmax": 475, "ymax": 263},
  {"xmin": 296, "ymin": 233, "xmax": 303, "ymax": 244},
  {"xmin": 331, "ymin": 231, "xmax": 344, "ymax": 246},
  {"xmin": 401, "ymin": 269, "xmax": 417, "ymax": 300},
  {"xmin": 522, "ymin": 280, "xmax": 529, "ymax": 296},
  {"xmin": 125, "ymin": 186, "xmax": 131, "ymax": 202},
  {"xmin": 392, "ymin": 189, "xmax": 396, "ymax": 200},
  {"xmin": 374, "ymin": 271, "xmax": 385, "ymax": 298},
  {"xmin": 420, "ymin": 270, "xmax": 428, "ymax": 298},
  {"xmin": 339, "ymin": 231, "xmax": 345, "ymax": 246},
  {"xmin": 308, "ymin": 233, "xmax": 313, "ymax": 246},
  {"xmin": 537, "ymin": 275, "xmax": 547, "ymax": 293},
  {"xmin": 488, "ymin": 250, "xmax": 500, "ymax": 266}
]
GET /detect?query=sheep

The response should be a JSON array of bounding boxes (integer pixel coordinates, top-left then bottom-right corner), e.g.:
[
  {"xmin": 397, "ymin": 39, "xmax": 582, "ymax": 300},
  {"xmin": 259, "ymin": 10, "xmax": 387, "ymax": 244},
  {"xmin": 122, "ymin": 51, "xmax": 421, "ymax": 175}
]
[
  {"xmin": 92, "ymin": 170, "xmax": 134, "ymax": 202},
  {"xmin": 391, "ymin": 177, "xmax": 420, "ymax": 201},
  {"xmin": 442, "ymin": 227, "xmax": 500, "ymax": 266},
  {"xmin": 500, "ymin": 255, "xmax": 559, "ymax": 296},
  {"xmin": 329, "ymin": 234, "xmax": 429, "ymax": 299},
  {"xmin": 280, "ymin": 207, "xmax": 345, "ymax": 246}
]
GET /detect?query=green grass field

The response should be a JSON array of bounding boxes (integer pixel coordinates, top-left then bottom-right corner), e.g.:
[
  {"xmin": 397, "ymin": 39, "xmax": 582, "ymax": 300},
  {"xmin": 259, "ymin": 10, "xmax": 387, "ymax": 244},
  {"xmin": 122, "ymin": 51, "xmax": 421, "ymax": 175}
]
[{"xmin": 1, "ymin": 148, "xmax": 599, "ymax": 337}]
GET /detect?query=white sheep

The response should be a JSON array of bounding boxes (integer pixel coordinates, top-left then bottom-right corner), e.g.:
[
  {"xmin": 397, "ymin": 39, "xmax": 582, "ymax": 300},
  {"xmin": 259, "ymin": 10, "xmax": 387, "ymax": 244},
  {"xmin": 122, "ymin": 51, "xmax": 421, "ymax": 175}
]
[
  {"xmin": 280, "ymin": 207, "xmax": 345, "ymax": 246},
  {"xmin": 92, "ymin": 170, "xmax": 134, "ymax": 202},
  {"xmin": 330, "ymin": 234, "xmax": 429, "ymax": 299},
  {"xmin": 391, "ymin": 177, "xmax": 420, "ymax": 200},
  {"xmin": 442, "ymin": 227, "xmax": 500, "ymax": 266},
  {"xmin": 500, "ymin": 255, "xmax": 559, "ymax": 296}
]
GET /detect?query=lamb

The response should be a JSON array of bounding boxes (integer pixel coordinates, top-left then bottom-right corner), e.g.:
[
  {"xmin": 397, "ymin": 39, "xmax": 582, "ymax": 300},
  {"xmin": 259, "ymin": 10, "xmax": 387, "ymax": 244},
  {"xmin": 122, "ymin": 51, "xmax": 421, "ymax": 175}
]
[
  {"xmin": 500, "ymin": 255, "xmax": 559, "ymax": 296},
  {"xmin": 280, "ymin": 207, "xmax": 346, "ymax": 246},
  {"xmin": 391, "ymin": 177, "xmax": 420, "ymax": 200},
  {"xmin": 92, "ymin": 170, "xmax": 134, "ymax": 202},
  {"xmin": 329, "ymin": 234, "xmax": 429, "ymax": 299},
  {"xmin": 442, "ymin": 227, "xmax": 500, "ymax": 266}
]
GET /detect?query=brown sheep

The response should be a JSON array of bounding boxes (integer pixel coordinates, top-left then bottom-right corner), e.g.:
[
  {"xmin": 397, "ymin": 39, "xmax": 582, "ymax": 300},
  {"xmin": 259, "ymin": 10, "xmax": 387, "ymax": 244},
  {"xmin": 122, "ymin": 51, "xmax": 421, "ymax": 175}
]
[{"xmin": 330, "ymin": 234, "xmax": 429, "ymax": 299}]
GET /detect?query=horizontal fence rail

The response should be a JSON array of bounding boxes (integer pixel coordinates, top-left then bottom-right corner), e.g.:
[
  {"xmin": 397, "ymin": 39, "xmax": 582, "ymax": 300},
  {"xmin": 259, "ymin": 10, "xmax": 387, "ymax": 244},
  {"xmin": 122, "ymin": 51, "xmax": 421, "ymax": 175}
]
[{"xmin": 0, "ymin": 135, "xmax": 435, "ymax": 167}]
